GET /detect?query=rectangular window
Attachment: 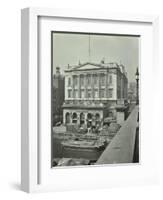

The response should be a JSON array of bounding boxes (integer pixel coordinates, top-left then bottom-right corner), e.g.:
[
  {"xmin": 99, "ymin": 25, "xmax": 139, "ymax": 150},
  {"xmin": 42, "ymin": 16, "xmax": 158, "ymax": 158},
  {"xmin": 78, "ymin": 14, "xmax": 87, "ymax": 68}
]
[
  {"xmin": 68, "ymin": 77, "xmax": 71, "ymax": 86},
  {"xmin": 100, "ymin": 89, "xmax": 105, "ymax": 98},
  {"xmin": 101, "ymin": 74, "xmax": 105, "ymax": 86},
  {"xmin": 109, "ymin": 75, "xmax": 112, "ymax": 84},
  {"xmin": 74, "ymin": 89, "xmax": 78, "ymax": 98},
  {"xmin": 87, "ymin": 75, "xmax": 91, "ymax": 85},
  {"xmin": 108, "ymin": 89, "xmax": 113, "ymax": 98},
  {"xmin": 80, "ymin": 75, "xmax": 84, "ymax": 86},
  {"xmin": 81, "ymin": 89, "xmax": 85, "ymax": 98},
  {"xmin": 87, "ymin": 89, "xmax": 92, "ymax": 98},
  {"xmin": 73, "ymin": 76, "xmax": 78, "ymax": 85},
  {"xmin": 68, "ymin": 89, "xmax": 72, "ymax": 98},
  {"xmin": 94, "ymin": 89, "xmax": 98, "ymax": 98},
  {"xmin": 93, "ymin": 75, "xmax": 98, "ymax": 85}
]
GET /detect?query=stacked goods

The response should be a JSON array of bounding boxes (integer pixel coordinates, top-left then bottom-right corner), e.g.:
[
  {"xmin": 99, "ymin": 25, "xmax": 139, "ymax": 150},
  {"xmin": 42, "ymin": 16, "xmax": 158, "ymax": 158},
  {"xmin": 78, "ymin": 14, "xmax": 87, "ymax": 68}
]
[
  {"xmin": 100, "ymin": 128, "xmax": 110, "ymax": 136},
  {"xmin": 66, "ymin": 124, "xmax": 80, "ymax": 133},
  {"xmin": 109, "ymin": 122, "xmax": 121, "ymax": 132},
  {"xmin": 53, "ymin": 125, "xmax": 66, "ymax": 134},
  {"xmin": 108, "ymin": 122, "xmax": 121, "ymax": 137},
  {"xmin": 99, "ymin": 123, "xmax": 121, "ymax": 138},
  {"xmin": 57, "ymin": 158, "xmax": 90, "ymax": 166},
  {"xmin": 66, "ymin": 124, "xmax": 73, "ymax": 132},
  {"xmin": 77, "ymin": 125, "xmax": 87, "ymax": 134},
  {"xmin": 103, "ymin": 117, "xmax": 116, "ymax": 125},
  {"xmin": 99, "ymin": 124, "xmax": 110, "ymax": 136}
]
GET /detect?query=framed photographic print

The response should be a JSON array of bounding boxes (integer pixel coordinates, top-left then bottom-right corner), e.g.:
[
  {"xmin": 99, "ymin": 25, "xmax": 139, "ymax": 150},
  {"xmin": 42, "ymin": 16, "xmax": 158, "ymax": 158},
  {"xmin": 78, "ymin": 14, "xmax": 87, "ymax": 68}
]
[{"xmin": 21, "ymin": 8, "xmax": 159, "ymax": 193}]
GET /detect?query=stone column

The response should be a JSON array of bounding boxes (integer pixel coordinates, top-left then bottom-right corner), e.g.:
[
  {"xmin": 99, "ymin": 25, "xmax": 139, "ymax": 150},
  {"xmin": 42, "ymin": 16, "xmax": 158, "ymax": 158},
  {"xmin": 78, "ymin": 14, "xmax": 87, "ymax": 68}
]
[
  {"xmin": 76, "ymin": 112, "xmax": 80, "ymax": 125},
  {"xmin": 85, "ymin": 74, "xmax": 87, "ymax": 99},
  {"xmin": 63, "ymin": 110, "xmax": 66, "ymax": 124},
  {"xmin": 72, "ymin": 75, "xmax": 75, "ymax": 99},
  {"xmin": 106, "ymin": 72, "xmax": 108, "ymax": 98},
  {"xmin": 91, "ymin": 74, "xmax": 94, "ymax": 99},
  {"xmin": 77, "ymin": 74, "xmax": 80, "ymax": 99},
  {"xmin": 79, "ymin": 74, "xmax": 81, "ymax": 99},
  {"xmin": 70, "ymin": 112, "xmax": 73, "ymax": 124},
  {"xmin": 98, "ymin": 73, "xmax": 101, "ymax": 99},
  {"xmin": 121, "ymin": 75, "xmax": 123, "ymax": 99}
]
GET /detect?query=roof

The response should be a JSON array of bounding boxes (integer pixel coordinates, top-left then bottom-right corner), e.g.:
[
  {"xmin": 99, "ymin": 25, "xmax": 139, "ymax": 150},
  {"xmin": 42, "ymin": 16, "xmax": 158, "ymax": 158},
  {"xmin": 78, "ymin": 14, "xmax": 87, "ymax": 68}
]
[
  {"xmin": 64, "ymin": 62, "xmax": 127, "ymax": 78},
  {"xmin": 65, "ymin": 62, "xmax": 119, "ymax": 71}
]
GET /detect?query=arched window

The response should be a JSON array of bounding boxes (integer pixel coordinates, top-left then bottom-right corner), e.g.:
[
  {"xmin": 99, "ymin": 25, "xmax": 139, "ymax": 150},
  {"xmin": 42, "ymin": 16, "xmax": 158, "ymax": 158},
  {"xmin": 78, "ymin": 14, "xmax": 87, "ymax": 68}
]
[
  {"xmin": 72, "ymin": 113, "xmax": 77, "ymax": 124},
  {"xmin": 87, "ymin": 113, "xmax": 92, "ymax": 127},
  {"xmin": 95, "ymin": 113, "xmax": 100, "ymax": 121},
  {"xmin": 80, "ymin": 113, "xmax": 85, "ymax": 125},
  {"xmin": 65, "ymin": 112, "xmax": 70, "ymax": 124},
  {"xmin": 87, "ymin": 113, "xmax": 92, "ymax": 120}
]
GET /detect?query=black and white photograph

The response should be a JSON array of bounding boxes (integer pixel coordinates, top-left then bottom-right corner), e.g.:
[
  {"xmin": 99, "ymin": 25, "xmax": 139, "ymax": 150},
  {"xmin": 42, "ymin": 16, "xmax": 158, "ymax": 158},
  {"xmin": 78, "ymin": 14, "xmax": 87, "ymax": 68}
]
[{"xmin": 51, "ymin": 32, "xmax": 140, "ymax": 168}]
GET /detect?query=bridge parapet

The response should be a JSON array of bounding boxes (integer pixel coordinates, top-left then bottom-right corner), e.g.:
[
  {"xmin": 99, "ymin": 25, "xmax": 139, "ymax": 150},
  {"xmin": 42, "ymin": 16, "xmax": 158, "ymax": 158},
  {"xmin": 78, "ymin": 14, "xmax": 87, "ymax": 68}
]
[{"xmin": 96, "ymin": 105, "xmax": 139, "ymax": 164}]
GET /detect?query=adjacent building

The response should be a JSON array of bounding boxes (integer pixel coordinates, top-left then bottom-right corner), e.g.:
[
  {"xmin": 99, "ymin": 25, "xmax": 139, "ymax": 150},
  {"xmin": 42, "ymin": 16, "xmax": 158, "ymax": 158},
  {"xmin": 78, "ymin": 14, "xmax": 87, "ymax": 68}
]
[
  {"xmin": 128, "ymin": 82, "xmax": 137, "ymax": 103},
  {"xmin": 52, "ymin": 67, "xmax": 65, "ymax": 125},
  {"xmin": 62, "ymin": 61, "xmax": 128, "ymax": 127}
]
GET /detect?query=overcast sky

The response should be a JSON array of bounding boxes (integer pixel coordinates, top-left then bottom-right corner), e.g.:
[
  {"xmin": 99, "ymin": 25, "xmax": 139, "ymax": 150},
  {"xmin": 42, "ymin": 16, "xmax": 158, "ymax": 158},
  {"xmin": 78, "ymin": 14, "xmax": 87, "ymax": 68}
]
[{"xmin": 52, "ymin": 32, "xmax": 139, "ymax": 82}]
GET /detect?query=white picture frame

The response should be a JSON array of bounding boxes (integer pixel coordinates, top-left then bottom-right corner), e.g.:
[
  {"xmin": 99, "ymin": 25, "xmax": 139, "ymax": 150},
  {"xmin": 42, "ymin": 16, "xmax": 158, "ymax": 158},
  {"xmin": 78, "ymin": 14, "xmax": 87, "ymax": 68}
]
[{"xmin": 21, "ymin": 7, "xmax": 159, "ymax": 193}]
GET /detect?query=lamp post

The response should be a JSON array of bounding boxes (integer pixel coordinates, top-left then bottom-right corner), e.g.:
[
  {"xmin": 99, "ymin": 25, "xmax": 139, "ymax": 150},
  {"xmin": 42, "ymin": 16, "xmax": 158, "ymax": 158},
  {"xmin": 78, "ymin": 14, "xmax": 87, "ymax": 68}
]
[{"xmin": 135, "ymin": 67, "xmax": 139, "ymax": 105}]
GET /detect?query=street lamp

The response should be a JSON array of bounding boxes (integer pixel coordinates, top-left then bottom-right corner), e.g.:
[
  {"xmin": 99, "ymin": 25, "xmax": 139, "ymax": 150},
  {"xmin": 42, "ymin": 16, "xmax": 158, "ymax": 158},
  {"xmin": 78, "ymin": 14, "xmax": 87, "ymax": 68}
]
[{"xmin": 135, "ymin": 67, "xmax": 139, "ymax": 105}]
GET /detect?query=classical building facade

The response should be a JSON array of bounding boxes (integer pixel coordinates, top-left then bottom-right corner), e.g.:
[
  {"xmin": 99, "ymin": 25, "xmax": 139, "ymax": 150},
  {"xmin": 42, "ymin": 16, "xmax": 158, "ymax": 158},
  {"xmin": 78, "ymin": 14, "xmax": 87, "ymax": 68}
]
[{"xmin": 62, "ymin": 62, "xmax": 128, "ymax": 127}]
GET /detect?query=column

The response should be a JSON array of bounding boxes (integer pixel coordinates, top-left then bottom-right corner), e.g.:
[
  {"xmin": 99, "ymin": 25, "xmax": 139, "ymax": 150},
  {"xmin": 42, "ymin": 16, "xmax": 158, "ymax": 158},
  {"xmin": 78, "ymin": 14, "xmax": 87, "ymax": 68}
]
[
  {"xmin": 106, "ymin": 72, "xmax": 108, "ymax": 98},
  {"xmin": 69, "ymin": 112, "xmax": 72, "ymax": 124},
  {"xmin": 77, "ymin": 74, "xmax": 80, "ymax": 99},
  {"xmin": 77, "ymin": 112, "xmax": 80, "ymax": 124},
  {"xmin": 85, "ymin": 74, "xmax": 87, "ymax": 99},
  {"xmin": 98, "ymin": 73, "xmax": 101, "ymax": 99},
  {"xmin": 72, "ymin": 75, "xmax": 75, "ymax": 99},
  {"xmin": 63, "ymin": 110, "xmax": 66, "ymax": 124},
  {"xmin": 91, "ymin": 74, "xmax": 94, "ymax": 99},
  {"xmin": 79, "ymin": 74, "xmax": 81, "ymax": 99},
  {"xmin": 121, "ymin": 75, "xmax": 123, "ymax": 99}
]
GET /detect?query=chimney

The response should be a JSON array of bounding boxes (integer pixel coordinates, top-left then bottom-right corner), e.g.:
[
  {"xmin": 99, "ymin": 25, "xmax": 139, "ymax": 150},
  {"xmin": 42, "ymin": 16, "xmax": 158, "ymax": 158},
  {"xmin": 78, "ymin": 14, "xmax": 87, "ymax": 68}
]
[
  {"xmin": 56, "ymin": 66, "xmax": 60, "ymax": 75},
  {"xmin": 101, "ymin": 57, "xmax": 105, "ymax": 64}
]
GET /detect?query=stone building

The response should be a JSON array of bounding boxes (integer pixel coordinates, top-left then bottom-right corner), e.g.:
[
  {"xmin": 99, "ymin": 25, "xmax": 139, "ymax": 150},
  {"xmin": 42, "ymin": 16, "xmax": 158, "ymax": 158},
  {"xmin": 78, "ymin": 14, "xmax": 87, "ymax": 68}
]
[
  {"xmin": 62, "ymin": 61, "xmax": 128, "ymax": 127},
  {"xmin": 128, "ymin": 82, "xmax": 137, "ymax": 103},
  {"xmin": 52, "ymin": 67, "xmax": 65, "ymax": 125}
]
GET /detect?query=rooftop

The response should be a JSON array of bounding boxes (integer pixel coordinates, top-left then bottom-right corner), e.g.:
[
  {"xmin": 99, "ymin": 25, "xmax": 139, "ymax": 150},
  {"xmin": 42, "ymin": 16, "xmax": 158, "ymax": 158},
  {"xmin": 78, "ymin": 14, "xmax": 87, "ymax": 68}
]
[{"xmin": 64, "ymin": 61, "xmax": 127, "ymax": 77}]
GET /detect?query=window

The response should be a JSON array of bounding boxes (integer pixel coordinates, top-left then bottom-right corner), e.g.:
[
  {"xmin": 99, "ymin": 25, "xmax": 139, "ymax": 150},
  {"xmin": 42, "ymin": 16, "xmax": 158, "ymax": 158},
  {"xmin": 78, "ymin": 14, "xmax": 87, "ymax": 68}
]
[
  {"xmin": 100, "ymin": 74, "xmax": 105, "ymax": 86},
  {"xmin": 80, "ymin": 75, "xmax": 84, "ymax": 86},
  {"xmin": 109, "ymin": 75, "xmax": 112, "ymax": 84},
  {"xmin": 108, "ymin": 89, "xmax": 113, "ymax": 98},
  {"xmin": 68, "ymin": 89, "xmax": 72, "ymax": 98},
  {"xmin": 93, "ymin": 75, "xmax": 98, "ymax": 85},
  {"xmin": 87, "ymin": 75, "xmax": 91, "ymax": 85},
  {"xmin": 94, "ymin": 89, "xmax": 98, "ymax": 98},
  {"xmin": 68, "ymin": 77, "xmax": 71, "ymax": 86},
  {"xmin": 72, "ymin": 113, "xmax": 77, "ymax": 124},
  {"xmin": 87, "ymin": 89, "xmax": 92, "ymax": 98},
  {"xmin": 65, "ymin": 112, "xmax": 70, "ymax": 124},
  {"xmin": 100, "ymin": 89, "xmax": 105, "ymax": 98},
  {"xmin": 74, "ymin": 89, "xmax": 78, "ymax": 98},
  {"xmin": 81, "ymin": 89, "xmax": 85, "ymax": 98},
  {"xmin": 73, "ymin": 76, "xmax": 78, "ymax": 85}
]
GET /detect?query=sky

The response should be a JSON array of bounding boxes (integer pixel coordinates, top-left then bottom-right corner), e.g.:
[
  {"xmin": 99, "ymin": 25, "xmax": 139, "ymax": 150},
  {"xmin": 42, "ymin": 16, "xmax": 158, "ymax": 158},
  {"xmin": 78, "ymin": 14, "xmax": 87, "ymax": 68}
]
[{"xmin": 52, "ymin": 32, "xmax": 140, "ymax": 82}]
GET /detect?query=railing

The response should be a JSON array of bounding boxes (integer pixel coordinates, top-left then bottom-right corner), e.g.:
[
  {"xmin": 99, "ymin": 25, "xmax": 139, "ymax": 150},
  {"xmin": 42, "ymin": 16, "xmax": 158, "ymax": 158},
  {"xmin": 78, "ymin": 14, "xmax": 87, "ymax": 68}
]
[{"xmin": 96, "ymin": 105, "xmax": 139, "ymax": 164}]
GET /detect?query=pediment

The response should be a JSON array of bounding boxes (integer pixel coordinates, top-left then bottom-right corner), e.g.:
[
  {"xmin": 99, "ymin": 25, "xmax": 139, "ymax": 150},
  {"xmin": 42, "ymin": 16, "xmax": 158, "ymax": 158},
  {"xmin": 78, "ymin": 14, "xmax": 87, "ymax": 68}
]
[{"xmin": 73, "ymin": 63, "xmax": 103, "ymax": 71}]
